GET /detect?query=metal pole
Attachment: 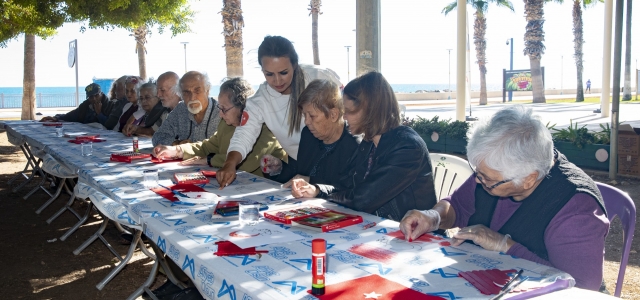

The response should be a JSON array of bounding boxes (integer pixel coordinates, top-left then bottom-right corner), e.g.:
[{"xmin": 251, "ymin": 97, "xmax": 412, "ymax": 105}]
[
  {"xmin": 345, "ymin": 46, "xmax": 351, "ymax": 81},
  {"xmin": 609, "ymin": 0, "xmax": 625, "ymax": 179},
  {"xmin": 181, "ymin": 42, "xmax": 189, "ymax": 73},
  {"xmin": 509, "ymin": 38, "xmax": 513, "ymax": 101},
  {"xmin": 561, "ymin": 55, "xmax": 563, "ymax": 95},
  {"xmin": 455, "ymin": 0, "xmax": 466, "ymax": 121},
  {"xmin": 74, "ymin": 39, "xmax": 79, "ymax": 107},
  {"xmin": 447, "ymin": 49, "xmax": 452, "ymax": 100}
]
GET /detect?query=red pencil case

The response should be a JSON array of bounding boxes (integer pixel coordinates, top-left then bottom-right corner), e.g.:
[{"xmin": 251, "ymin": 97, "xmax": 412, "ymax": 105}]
[{"xmin": 110, "ymin": 151, "xmax": 151, "ymax": 163}]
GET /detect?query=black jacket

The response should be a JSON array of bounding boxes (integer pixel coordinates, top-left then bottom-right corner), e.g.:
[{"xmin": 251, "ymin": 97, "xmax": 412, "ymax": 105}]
[
  {"xmin": 56, "ymin": 94, "xmax": 111, "ymax": 124},
  {"xmin": 272, "ymin": 124, "xmax": 358, "ymax": 188},
  {"xmin": 317, "ymin": 125, "xmax": 437, "ymax": 221}
]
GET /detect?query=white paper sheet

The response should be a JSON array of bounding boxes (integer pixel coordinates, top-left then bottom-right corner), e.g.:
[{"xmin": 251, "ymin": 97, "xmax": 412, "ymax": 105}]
[{"xmin": 215, "ymin": 220, "xmax": 303, "ymax": 249}]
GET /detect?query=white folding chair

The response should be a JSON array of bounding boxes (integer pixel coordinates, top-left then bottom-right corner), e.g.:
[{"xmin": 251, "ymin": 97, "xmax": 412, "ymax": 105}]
[{"xmin": 430, "ymin": 153, "xmax": 474, "ymax": 200}]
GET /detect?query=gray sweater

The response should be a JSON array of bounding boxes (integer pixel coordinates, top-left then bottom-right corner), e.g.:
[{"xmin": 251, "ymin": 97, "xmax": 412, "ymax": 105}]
[{"xmin": 152, "ymin": 98, "xmax": 221, "ymax": 146}]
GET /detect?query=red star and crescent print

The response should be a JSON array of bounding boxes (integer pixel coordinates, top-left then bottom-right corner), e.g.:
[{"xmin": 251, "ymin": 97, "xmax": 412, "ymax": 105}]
[{"xmin": 241, "ymin": 111, "xmax": 250, "ymax": 126}]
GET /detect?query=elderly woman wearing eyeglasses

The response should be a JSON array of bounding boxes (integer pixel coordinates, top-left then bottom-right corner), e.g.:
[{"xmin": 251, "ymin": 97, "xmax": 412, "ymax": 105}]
[
  {"xmin": 153, "ymin": 78, "xmax": 286, "ymax": 176},
  {"xmin": 400, "ymin": 105, "xmax": 609, "ymax": 291},
  {"xmin": 122, "ymin": 82, "xmax": 168, "ymax": 137}
]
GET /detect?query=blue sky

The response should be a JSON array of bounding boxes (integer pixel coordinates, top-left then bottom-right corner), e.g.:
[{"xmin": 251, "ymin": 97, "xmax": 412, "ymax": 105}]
[{"xmin": 0, "ymin": 0, "xmax": 638, "ymax": 90}]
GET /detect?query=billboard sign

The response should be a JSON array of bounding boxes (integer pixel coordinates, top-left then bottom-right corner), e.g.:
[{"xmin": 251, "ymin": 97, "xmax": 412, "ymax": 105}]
[{"xmin": 504, "ymin": 69, "xmax": 533, "ymax": 91}]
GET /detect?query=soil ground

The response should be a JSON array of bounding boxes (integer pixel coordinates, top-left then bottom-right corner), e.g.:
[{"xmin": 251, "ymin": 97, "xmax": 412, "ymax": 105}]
[{"xmin": 0, "ymin": 130, "xmax": 639, "ymax": 299}]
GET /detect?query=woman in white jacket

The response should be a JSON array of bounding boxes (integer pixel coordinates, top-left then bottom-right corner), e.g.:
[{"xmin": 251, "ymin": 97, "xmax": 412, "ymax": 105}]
[{"xmin": 217, "ymin": 36, "xmax": 340, "ymax": 187}]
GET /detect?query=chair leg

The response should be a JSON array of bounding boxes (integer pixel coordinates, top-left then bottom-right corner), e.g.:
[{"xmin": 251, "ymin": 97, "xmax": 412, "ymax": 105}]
[
  {"xmin": 22, "ymin": 172, "xmax": 50, "ymax": 200},
  {"xmin": 35, "ymin": 177, "xmax": 66, "ymax": 214},
  {"xmin": 60, "ymin": 202, "xmax": 94, "ymax": 241},
  {"xmin": 73, "ymin": 217, "xmax": 110, "ymax": 256},
  {"xmin": 47, "ymin": 181, "xmax": 82, "ymax": 224},
  {"xmin": 96, "ymin": 230, "xmax": 143, "ymax": 290}
]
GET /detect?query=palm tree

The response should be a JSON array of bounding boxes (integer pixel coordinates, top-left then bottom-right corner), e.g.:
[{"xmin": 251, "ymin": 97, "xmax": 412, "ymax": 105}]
[
  {"xmin": 443, "ymin": 0, "xmax": 515, "ymax": 105},
  {"xmin": 309, "ymin": 0, "xmax": 322, "ymax": 65},
  {"xmin": 622, "ymin": 0, "xmax": 632, "ymax": 100},
  {"xmin": 222, "ymin": 0, "xmax": 244, "ymax": 77},
  {"xmin": 131, "ymin": 25, "xmax": 148, "ymax": 80},
  {"xmin": 523, "ymin": 0, "xmax": 546, "ymax": 103},
  {"xmin": 563, "ymin": 0, "xmax": 601, "ymax": 102},
  {"xmin": 22, "ymin": 34, "xmax": 36, "ymax": 120}
]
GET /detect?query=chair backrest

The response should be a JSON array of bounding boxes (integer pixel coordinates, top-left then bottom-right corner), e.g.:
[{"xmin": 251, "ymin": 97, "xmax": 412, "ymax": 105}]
[
  {"xmin": 596, "ymin": 182, "xmax": 636, "ymax": 297},
  {"xmin": 430, "ymin": 153, "xmax": 474, "ymax": 200}
]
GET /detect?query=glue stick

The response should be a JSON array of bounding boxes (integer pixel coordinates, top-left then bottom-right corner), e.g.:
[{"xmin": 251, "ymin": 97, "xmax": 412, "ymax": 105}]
[
  {"xmin": 311, "ymin": 238, "xmax": 326, "ymax": 295},
  {"xmin": 133, "ymin": 136, "xmax": 139, "ymax": 153}
]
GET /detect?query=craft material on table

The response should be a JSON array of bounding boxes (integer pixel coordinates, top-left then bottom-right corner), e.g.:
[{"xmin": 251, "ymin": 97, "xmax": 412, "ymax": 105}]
[
  {"xmin": 150, "ymin": 183, "xmax": 207, "ymax": 202},
  {"xmin": 173, "ymin": 172, "xmax": 210, "ymax": 185},
  {"xmin": 291, "ymin": 210, "xmax": 363, "ymax": 232},
  {"xmin": 213, "ymin": 240, "xmax": 268, "ymax": 256},
  {"xmin": 110, "ymin": 151, "xmax": 151, "ymax": 163},
  {"xmin": 263, "ymin": 205, "xmax": 331, "ymax": 224},
  {"xmin": 458, "ymin": 269, "xmax": 518, "ymax": 295},
  {"xmin": 214, "ymin": 220, "xmax": 303, "ymax": 249}
]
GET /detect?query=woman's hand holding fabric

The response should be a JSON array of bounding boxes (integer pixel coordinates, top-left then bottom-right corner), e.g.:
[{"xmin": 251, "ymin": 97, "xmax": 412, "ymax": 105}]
[
  {"xmin": 260, "ymin": 154, "xmax": 282, "ymax": 176},
  {"xmin": 399, "ymin": 210, "xmax": 441, "ymax": 241}
]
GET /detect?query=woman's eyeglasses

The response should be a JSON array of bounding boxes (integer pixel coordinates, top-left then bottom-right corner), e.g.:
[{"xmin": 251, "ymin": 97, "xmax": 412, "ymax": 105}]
[
  {"xmin": 216, "ymin": 104, "xmax": 235, "ymax": 115},
  {"xmin": 467, "ymin": 161, "xmax": 512, "ymax": 190},
  {"xmin": 139, "ymin": 96, "xmax": 157, "ymax": 102}
]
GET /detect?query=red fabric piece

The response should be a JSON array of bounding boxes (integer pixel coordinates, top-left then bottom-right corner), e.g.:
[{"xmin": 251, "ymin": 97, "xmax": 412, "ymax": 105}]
[
  {"xmin": 458, "ymin": 269, "xmax": 517, "ymax": 295},
  {"xmin": 308, "ymin": 274, "xmax": 444, "ymax": 299},
  {"xmin": 149, "ymin": 183, "xmax": 206, "ymax": 202},
  {"xmin": 348, "ymin": 244, "xmax": 397, "ymax": 263},
  {"xmin": 150, "ymin": 157, "xmax": 182, "ymax": 164},
  {"xmin": 386, "ymin": 230, "xmax": 444, "ymax": 243},
  {"xmin": 213, "ymin": 241, "xmax": 266, "ymax": 256}
]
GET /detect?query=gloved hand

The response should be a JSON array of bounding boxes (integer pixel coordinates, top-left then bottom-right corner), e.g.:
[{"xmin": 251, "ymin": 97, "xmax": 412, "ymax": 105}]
[
  {"xmin": 399, "ymin": 209, "xmax": 441, "ymax": 242},
  {"xmin": 451, "ymin": 224, "xmax": 512, "ymax": 252},
  {"xmin": 260, "ymin": 154, "xmax": 283, "ymax": 176}
]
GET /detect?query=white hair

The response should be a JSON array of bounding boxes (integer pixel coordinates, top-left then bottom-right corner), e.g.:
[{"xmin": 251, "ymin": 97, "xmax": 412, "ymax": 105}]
[
  {"xmin": 466, "ymin": 105, "xmax": 554, "ymax": 186},
  {"xmin": 177, "ymin": 71, "xmax": 211, "ymax": 98}
]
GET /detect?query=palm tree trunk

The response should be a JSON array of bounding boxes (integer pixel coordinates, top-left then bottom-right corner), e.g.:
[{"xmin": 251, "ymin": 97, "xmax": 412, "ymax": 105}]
[
  {"xmin": 524, "ymin": 0, "xmax": 546, "ymax": 103},
  {"xmin": 133, "ymin": 26, "xmax": 148, "ymax": 80},
  {"xmin": 622, "ymin": 0, "xmax": 632, "ymax": 100},
  {"xmin": 22, "ymin": 34, "xmax": 36, "ymax": 120},
  {"xmin": 530, "ymin": 57, "xmax": 545, "ymax": 102},
  {"xmin": 222, "ymin": 0, "xmax": 244, "ymax": 77},
  {"xmin": 573, "ymin": 0, "xmax": 585, "ymax": 102},
  {"xmin": 474, "ymin": 11, "xmax": 487, "ymax": 105},
  {"xmin": 310, "ymin": 0, "xmax": 322, "ymax": 65}
]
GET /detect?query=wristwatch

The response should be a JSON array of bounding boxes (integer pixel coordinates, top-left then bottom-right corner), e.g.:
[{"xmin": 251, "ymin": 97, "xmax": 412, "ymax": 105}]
[{"xmin": 207, "ymin": 153, "xmax": 215, "ymax": 167}]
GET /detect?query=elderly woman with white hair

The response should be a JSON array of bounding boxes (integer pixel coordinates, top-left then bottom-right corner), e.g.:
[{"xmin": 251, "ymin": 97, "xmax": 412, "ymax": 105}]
[{"xmin": 400, "ymin": 105, "xmax": 609, "ymax": 291}]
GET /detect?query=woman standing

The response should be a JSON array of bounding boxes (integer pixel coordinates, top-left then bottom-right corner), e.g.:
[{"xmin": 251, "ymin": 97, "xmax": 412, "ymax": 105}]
[
  {"xmin": 217, "ymin": 36, "xmax": 340, "ymax": 187},
  {"xmin": 290, "ymin": 72, "xmax": 437, "ymax": 221}
]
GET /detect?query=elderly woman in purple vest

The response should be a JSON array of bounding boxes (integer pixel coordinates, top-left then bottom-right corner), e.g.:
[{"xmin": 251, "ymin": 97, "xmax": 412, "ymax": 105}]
[{"xmin": 400, "ymin": 105, "xmax": 609, "ymax": 291}]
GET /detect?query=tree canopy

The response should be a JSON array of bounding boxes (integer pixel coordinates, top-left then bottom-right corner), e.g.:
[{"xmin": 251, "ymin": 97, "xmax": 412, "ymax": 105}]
[
  {"xmin": 0, "ymin": 0, "xmax": 193, "ymax": 48},
  {"xmin": 0, "ymin": 0, "xmax": 68, "ymax": 47}
]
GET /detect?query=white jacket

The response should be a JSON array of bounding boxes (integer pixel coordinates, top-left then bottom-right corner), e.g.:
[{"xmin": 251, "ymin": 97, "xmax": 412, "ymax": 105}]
[{"xmin": 227, "ymin": 65, "xmax": 342, "ymax": 161}]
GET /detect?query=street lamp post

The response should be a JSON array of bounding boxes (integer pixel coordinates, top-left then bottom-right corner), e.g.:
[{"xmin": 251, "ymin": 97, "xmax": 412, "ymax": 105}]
[
  {"xmin": 447, "ymin": 49, "xmax": 452, "ymax": 100},
  {"xmin": 345, "ymin": 46, "xmax": 352, "ymax": 81},
  {"xmin": 180, "ymin": 42, "xmax": 189, "ymax": 73},
  {"xmin": 506, "ymin": 38, "xmax": 513, "ymax": 101},
  {"xmin": 561, "ymin": 55, "xmax": 564, "ymax": 95}
]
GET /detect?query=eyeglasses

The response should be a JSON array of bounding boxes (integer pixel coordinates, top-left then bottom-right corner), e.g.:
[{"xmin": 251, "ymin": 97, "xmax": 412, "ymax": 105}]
[
  {"xmin": 139, "ymin": 96, "xmax": 157, "ymax": 102},
  {"xmin": 467, "ymin": 161, "xmax": 512, "ymax": 190},
  {"xmin": 216, "ymin": 104, "xmax": 235, "ymax": 115}
]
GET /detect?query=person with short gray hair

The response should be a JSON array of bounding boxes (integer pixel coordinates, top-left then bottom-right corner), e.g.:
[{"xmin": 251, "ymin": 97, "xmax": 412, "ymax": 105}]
[
  {"xmin": 152, "ymin": 71, "xmax": 221, "ymax": 146},
  {"xmin": 400, "ymin": 105, "xmax": 609, "ymax": 291}
]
